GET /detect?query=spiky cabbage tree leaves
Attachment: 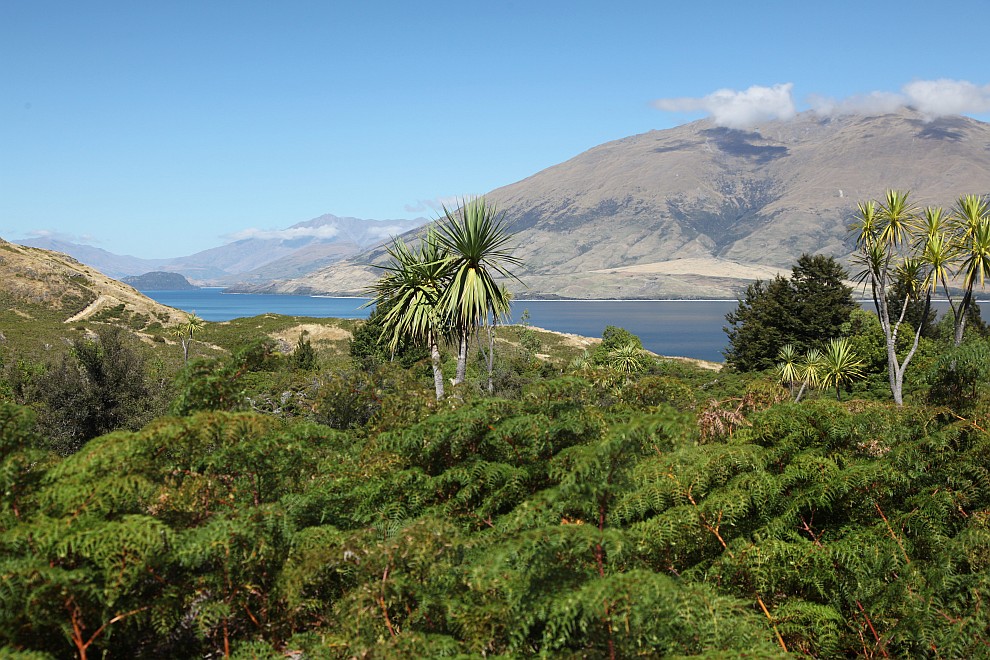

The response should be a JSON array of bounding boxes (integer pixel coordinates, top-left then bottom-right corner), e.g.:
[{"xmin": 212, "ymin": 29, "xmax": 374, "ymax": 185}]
[
  {"xmin": 852, "ymin": 190, "xmax": 930, "ymax": 405},
  {"xmin": 949, "ymin": 194, "xmax": 990, "ymax": 345},
  {"xmin": 775, "ymin": 343, "xmax": 801, "ymax": 394},
  {"xmin": 367, "ymin": 197, "xmax": 523, "ymax": 399},
  {"xmin": 820, "ymin": 337, "xmax": 865, "ymax": 400},
  {"xmin": 366, "ymin": 231, "xmax": 451, "ymax": 400},
  {"xmin": 436, "ymin": 197, "xmax": 522, "ymax": 386},
  {"xmin": 854, "ymin": 191, "xmax": 990, "ymax": 403},
  {"xmin": 349, "ymin": 301, "xmax": 429, "ymax": 370},
  {"xmin": 170, "ymin": 312, "xmax": 205, "ymax": 364}
]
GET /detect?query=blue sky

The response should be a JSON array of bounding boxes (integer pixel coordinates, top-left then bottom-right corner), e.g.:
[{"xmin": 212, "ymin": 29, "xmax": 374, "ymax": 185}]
[{"xmin": 3, "ymin": 1, "xmax": 990, "ymax": 258}]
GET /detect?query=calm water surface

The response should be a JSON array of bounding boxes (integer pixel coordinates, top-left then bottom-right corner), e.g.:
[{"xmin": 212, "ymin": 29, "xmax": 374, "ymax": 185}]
[
  {"xmin": 140, "ymin": 290, "xmax": 990, "ymax": 364},
  {"xmin": 145, "ymin": 289, "xmax": 737, "ymax": 362}
]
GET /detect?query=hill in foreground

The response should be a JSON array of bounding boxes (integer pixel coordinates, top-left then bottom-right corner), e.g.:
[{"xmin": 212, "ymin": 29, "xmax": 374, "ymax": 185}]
[{"xmin": 0, "ymin": 238, "xmax": 187, "ymax": 329}]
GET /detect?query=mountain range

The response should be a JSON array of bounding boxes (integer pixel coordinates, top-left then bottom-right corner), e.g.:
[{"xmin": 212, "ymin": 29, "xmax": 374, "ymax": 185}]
[
  {"xmin": 245, "ymin": 109, "xmax": 990, "ymax": 299},
  {"xmin": 19, "ymin": 214, "xmax": 427, "ymax": 284},
  {"xmin": 15, "ymin": 109, "xmax": 990, "ymax": 300}
]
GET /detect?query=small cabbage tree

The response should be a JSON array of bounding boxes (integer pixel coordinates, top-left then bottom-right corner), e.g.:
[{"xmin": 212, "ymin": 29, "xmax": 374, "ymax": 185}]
[
  {"xmin": 171, "ymin": 312, "xmax": 205, "ymax": 364},
  {"xmin": 775, "ymin": 344, "xmax": 826, "ymax": 402},
  {"xmin": 820, "ymin": 337, "xmax": 865, "ymax": 400}
]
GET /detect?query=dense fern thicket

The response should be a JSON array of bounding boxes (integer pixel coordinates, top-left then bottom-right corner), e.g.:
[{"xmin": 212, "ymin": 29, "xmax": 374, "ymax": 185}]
[
  {"xmin": 3, "ymin": 283, "xmax": 990, "ymax": 656},
  {"xmin": 4, "ymin": 345, "xmax": 990, "ymax": 658}
]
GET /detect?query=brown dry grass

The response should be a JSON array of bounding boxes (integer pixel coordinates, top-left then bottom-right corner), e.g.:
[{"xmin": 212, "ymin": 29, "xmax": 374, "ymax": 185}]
[{"xmin": 272, "ymin": 323, "xmax": 352, "ymax": 345}]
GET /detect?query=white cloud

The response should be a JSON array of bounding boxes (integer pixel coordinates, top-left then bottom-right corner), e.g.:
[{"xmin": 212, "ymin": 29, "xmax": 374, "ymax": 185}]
[
  {"xmin": 902, "ymin": 79, "xmax": 990, "ymax": 117},
  {"xmin": 655, "ymin": 79, "xmax": 990, "ymax": 126},
  {"xmin": 653, "ymin": 83, "xmax": 796, "ymax": 129},
  {"xmin": 809, "ymin": 80, "xmax": 990, "ymax": 120},
  {"xmin": 226, "ymin": 226, "xmax": 340, "ymax": 242}
]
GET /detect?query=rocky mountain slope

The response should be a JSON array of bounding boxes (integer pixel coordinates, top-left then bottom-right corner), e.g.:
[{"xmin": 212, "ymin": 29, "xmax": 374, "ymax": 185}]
[{"xmin": 260, "ymin": 109, "xmax": 990, "ymax": 299}]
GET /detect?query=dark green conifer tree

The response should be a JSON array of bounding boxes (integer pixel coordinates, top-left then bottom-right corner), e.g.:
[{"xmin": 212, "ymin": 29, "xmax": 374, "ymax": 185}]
[{"xmin": 724, "ymin": 254, "xmax": 855, "ymax": 372}]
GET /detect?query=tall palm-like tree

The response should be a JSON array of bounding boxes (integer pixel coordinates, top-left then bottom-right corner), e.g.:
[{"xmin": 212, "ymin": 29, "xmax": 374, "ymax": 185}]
[
  {"xmin": 918, "ymin": 207, "xmax": 954, "ymax": 295},
  {"xmin": 798, "ymin": 348, "xmax": 825, "ymax": 403},
  {"xmin": 776, "ymin": 344, "xmax": 824, "ymax": 402},
  {"xmin": 878, "ymin": 189, "xmax": 915, "ymax": 247},
  {"xmin": 852, "ymin": 190, "xmax": 922, "ymax": 405},
  {"xmin": 435, "ymin": 197, "xmax": 522, "ymax": 385},
  {"xmin": 950, "ymin": 194, "xmax": 990, "ymax": 345},
  {"xmin": 366, "ymin": 231, "xmax": 451, "ymax": 400}
]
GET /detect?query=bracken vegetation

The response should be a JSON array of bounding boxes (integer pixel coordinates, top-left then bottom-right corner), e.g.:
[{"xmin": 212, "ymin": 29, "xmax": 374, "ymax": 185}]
[{"xmin": 2, "ymin": 193, "xmax": 990, "ymax": 657}]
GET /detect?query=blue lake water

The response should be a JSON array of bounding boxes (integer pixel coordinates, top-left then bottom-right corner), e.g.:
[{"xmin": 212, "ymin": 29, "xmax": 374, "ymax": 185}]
[
  {"xmin": 142, "ymin": 290, "xmax": 990, "ymax": 364},
  {"xmin": 144, "ymin": 289, "xmax": 738, "ymax": 362}
]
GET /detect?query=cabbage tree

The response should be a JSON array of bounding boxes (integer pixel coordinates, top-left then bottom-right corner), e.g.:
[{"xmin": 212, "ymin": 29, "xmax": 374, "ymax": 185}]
[
  {"xmin": 435, "ymin": 197, "xmax": 522, "ymax": 385},
  {"xmin": 366, "ymin": 231, "xmax": 450, "ymax": 400}
]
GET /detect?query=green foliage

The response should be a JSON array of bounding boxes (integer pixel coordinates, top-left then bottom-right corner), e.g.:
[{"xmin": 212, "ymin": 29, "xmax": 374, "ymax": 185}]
[
  {"xmin": 291, "ymin": 331, "xmax": 317, "ymax": 371},
  {"xmin": 171, "ymin": 359, "xmax": 245, "ymax": 415},
  {"xmin": 819, "ymin": 337, "xmax": 866, "ymax": 400},
  {"xmin": 925, "ymin": 339, "xmax": 990, "ymax": 412},
  {"xmin": 618, "ymin": 374, "xmax": 697, "ymax": 411},
  {"xmin": 934, "ymin": 301, "xmax": 990, "ymax": 343},
  {"xmin": 312, "ymin": 368, "xmax": 381, "ymax": 430},
  {"xmin": 24, "ymin": 325, "xmax": 164, "ymax": 453},
  {"xmin": 349, "ymin": 303, "xmax": 428, "ymax": 369},
  {"xmin": 517, "ymin": 308, "xmax": 542, "ymax": 355},
  {"xmin": 0, "ymin": 403, "xmax": 47, "ymax": 529},
  {"xmin": 233, "ymin": 337, "xmax": 281, "ymax": 372},
  {"xmin": 725, "ymin": 254, "xmax": 856, "ymax": 372},
  {"xmin": 170, "ymin": 339, "xmax": 291, "ymax": 416},
  {"xmin": 7, "ymin": 320, "xmax": 990, "ymax": 658},
  {"xmin": 590, "ymin": 324, "xmax": 644, "ymax": 364}
]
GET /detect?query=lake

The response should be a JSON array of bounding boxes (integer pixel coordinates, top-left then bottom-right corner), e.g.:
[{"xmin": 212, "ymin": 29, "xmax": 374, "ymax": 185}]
[
  {"xmin": 144, "ymin": 289, "xmax": 738, "ymax": 362},
  {"xmin": 141, "ymin": 290, "xmax": 990, "ymax": 364}
]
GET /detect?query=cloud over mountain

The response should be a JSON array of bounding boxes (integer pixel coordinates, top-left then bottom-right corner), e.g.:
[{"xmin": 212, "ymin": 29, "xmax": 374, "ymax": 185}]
[
  {"xmin": 653, "ymin": 83, "xmax": 796, "ymax": 129},
  {"xmin": 656, "ymin": 79, "xmax": 990, "ymax": 128},
  {"xmin": 902, "ymin": 79, "xmax": 990, "ymax": 117},
  {"xmin": 225, "ymin": 226, "xmax": 341, "ymax": 242}
]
